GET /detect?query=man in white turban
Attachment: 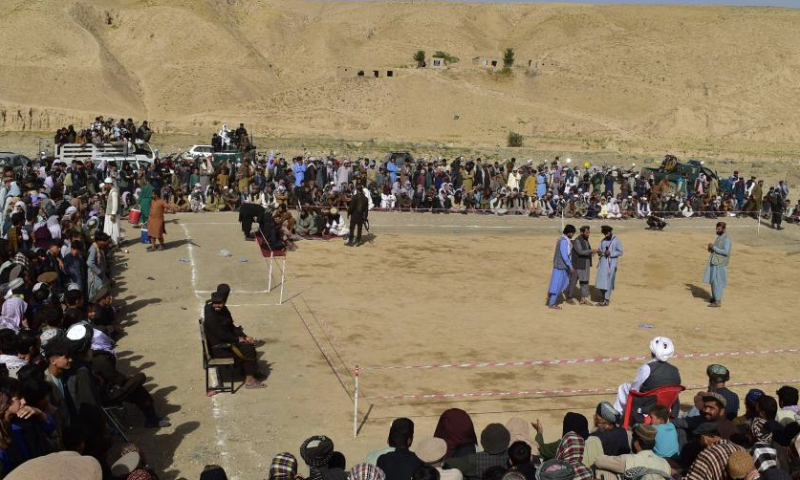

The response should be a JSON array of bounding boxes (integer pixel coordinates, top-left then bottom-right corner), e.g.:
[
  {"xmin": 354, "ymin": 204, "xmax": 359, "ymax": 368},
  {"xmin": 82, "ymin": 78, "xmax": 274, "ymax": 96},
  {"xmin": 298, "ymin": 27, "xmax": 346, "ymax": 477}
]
[{"xmin": 613, "ymin": 337, "xmax": 681, "ymax": 414}]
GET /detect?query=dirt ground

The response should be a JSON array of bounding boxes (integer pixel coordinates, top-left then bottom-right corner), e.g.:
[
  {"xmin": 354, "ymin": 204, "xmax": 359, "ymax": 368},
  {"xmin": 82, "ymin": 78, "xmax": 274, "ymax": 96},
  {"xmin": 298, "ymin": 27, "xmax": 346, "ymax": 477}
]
[{"xmin": 114, "ymin": 211, "xmax": 800, "ymax": 480}]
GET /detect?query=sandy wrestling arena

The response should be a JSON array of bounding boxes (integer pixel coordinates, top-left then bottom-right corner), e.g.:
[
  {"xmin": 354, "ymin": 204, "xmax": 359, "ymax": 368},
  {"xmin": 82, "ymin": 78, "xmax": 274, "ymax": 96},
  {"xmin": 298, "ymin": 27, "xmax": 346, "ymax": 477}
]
[{"xmin": 110, "ymin": 211, "xmax": 800, "ymax": 479}]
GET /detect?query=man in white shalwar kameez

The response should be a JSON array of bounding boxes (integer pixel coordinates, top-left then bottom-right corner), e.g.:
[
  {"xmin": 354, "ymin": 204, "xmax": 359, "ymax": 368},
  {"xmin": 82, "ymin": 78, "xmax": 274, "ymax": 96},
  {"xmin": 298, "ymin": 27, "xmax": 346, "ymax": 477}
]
[{"xmin": 102, "ymin": 178, "xmax": 121, "ymax": 245}]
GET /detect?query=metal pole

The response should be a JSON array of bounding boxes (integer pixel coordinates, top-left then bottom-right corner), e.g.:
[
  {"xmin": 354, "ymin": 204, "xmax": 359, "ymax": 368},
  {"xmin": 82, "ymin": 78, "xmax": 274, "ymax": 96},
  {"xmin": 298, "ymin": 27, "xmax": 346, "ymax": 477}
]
[
  {"xmin": 756, "ymin": 210, "xmax": 761, "ymax": 236},
  {"xmin": 353, "ymin": 366, "xmax": 360, "ymax": 438},
  {"xmin": 560, "ymin": 206, "xmax": 565, "ymax": 231}
]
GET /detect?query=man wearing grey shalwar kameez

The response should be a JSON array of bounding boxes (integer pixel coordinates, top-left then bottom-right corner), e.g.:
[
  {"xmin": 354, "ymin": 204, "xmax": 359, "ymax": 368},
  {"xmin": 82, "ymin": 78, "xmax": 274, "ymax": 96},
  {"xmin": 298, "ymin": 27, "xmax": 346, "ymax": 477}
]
[
  {"xmin": 596, "ymin": 225, "xmax": 623, "ymax": 307},
  {"xmin": 567, "ymin": 225, "xmax": 595, "ymax": 305},
  {"xmin": 703, "ymin": 222, "xmax": 732, "ymax": 308}
]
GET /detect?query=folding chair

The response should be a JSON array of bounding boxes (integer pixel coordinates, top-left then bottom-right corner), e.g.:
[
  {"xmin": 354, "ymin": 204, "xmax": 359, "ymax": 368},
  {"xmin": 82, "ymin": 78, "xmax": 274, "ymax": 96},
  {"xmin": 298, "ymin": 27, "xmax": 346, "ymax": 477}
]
[
  {"xmin": 103, "ymin": 405, "xmax": 130, "ymax": 443},
  {"xmin": 199, "ymin": 319, "xmax": 236, "ymax": 394}
]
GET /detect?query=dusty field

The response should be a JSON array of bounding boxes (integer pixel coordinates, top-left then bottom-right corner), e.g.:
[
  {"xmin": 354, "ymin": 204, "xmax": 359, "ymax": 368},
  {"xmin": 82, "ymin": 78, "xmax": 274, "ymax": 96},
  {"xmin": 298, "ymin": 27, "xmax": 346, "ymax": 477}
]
[{"xmin": 112, "ymin": 211, "xmax": 800, "ymax": 480}]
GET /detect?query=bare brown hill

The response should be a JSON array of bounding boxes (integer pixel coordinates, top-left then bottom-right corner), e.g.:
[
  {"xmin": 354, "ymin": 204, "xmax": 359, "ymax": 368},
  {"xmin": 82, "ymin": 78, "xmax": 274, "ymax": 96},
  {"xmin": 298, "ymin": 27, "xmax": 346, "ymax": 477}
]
[{"xmin": 1, "ymin": 0, "xmax": 799, "ymax": 156}]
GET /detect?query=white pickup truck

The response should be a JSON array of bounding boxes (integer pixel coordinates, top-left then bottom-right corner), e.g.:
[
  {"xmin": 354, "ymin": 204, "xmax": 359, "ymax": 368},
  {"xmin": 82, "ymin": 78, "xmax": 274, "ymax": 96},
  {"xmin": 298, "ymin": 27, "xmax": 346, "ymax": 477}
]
[
  {"xmin": 55, "ymin": 139, "xmax": 157, "ymax": 170},
  {"xmin": 180, "ymin": 145, "xmax": 214, "ymax": 159}
]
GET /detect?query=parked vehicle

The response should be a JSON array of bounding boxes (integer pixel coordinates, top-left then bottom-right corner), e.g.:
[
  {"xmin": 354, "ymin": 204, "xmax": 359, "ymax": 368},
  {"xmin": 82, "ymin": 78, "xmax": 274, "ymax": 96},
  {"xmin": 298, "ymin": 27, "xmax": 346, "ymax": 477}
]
[
  {"xmin": 641, "ymin": 158, "xmax": 723, "ymax": 195},
  {"xmin": 55, "ymin": 139, "xmax": 156, "ymax": 170},
  {"xmin": 180, "ymin": 145, "xmax": 214, "ymax": 159},
  {"xmin": 0, "ymin": 152, "xmax": 33, "ymax": 176}
]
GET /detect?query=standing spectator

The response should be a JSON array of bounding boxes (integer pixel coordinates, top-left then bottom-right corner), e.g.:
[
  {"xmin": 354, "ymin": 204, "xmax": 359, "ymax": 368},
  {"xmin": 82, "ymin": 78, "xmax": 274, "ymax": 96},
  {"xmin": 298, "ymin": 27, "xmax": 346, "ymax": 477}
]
[{"xmin": 146, "ymin": 190, "xmax": 167, "ymax": 251}]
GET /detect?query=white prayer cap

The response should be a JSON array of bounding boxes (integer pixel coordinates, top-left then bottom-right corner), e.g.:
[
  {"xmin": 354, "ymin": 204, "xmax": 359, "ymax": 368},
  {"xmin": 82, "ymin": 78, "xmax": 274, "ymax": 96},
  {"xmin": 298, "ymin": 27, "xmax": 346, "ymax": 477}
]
[
  {"xmin": 649, "ymin": 337, "xmax": 675, "ymax": 362},
  {"xmin": 104, "ymin": 177, "xmax": 114, "ymax": 185}
]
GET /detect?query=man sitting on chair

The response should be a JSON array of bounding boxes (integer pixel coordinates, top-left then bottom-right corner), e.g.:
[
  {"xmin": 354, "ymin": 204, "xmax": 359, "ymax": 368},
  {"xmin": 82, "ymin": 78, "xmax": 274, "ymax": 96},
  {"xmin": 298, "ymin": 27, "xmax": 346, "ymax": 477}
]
[
  {"xmin": 203, "ymin": 284, "xmax": 266, "ymax": 389},
  {"xmin": 614, "ymin": 337, "xmax": 681, "ymax": 414}
]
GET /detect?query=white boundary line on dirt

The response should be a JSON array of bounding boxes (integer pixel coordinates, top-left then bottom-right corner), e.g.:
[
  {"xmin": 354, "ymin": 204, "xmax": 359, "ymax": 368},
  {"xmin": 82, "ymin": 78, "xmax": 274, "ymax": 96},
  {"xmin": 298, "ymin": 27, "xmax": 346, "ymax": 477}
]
[{"xmin": 180, "ymin": 222, "xmax": 237, "ymax": 478}]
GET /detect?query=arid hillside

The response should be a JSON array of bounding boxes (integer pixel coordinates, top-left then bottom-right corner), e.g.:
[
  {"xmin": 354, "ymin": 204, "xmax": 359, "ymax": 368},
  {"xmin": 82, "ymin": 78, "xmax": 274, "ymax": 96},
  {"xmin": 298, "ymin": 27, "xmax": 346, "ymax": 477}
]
[{"xmin": 1, "ymin": 0, "xmax": 799, "ymax": 155}]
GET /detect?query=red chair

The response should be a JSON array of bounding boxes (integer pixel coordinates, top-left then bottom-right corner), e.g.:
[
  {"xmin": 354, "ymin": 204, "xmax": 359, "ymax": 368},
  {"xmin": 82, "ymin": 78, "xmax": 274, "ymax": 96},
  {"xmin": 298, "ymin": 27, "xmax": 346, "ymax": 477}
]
[{"xmin": 623, "ymin": 385, "xmax": 686, "ymax": 429}]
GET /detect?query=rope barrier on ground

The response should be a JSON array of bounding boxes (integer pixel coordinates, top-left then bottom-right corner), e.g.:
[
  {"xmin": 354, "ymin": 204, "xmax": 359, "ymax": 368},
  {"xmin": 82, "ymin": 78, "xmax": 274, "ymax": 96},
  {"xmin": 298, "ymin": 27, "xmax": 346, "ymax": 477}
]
[
  {"xmin": 359, "ymin": 379, "xmax": 800, "ymax": 402},
  {"xmin": 358, "ymin": 347, "xmax": 800, "ymax": 372}
]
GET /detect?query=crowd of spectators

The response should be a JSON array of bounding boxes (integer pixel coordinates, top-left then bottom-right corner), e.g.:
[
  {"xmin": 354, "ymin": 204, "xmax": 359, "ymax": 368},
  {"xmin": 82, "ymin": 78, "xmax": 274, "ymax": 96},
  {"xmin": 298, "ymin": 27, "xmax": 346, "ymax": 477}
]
[
  {"xmin": 54, "ymin": 116, "xmax": 152, "ymax": 153},
  {"xmin": 229, "ymin": 370, "xmax": 800, "ymax": 480},
  {"xmin": 0, "ymin": 126, "xmax": 171, "ymax": 477}
]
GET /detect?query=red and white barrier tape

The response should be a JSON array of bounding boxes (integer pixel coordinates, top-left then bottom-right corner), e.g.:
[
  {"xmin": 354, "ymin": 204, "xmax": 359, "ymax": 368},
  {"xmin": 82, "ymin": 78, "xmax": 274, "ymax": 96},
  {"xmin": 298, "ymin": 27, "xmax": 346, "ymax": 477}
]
[
  {"xmin": 359, "ymin": 348, "xmax": 800, "ymax": 372},
  {"xmin": 361, "ymin": 379, "xmax": 800, "ymax": 402}
]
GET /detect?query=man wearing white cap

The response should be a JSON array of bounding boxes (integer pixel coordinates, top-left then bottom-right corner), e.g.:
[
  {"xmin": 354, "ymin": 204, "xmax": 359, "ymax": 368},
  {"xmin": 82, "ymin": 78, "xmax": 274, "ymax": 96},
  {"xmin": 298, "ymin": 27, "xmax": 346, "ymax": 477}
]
[
  {"xmin": 102, "ymin": 178, "xmax": 120, "ymax": 245},
  {"xmin": 613, "ymin": 337, "xmax": 681, "ymax": 414}
]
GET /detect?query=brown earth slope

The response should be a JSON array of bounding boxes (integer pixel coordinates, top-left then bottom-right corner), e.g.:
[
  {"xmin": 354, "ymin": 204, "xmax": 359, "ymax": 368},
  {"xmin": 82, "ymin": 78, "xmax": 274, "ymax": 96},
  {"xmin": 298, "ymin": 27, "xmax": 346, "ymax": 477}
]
[{"xmin": 1, "ymin": 0, "xmax": 799, "ymax": 155}]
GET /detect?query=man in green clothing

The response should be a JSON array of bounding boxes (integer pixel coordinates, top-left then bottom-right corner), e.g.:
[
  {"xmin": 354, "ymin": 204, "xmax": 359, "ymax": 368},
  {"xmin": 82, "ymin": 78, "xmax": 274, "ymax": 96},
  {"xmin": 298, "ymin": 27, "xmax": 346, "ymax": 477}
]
[{"xmin": 138, "ymin": 179, "xmax": 154, "ymax": 226}]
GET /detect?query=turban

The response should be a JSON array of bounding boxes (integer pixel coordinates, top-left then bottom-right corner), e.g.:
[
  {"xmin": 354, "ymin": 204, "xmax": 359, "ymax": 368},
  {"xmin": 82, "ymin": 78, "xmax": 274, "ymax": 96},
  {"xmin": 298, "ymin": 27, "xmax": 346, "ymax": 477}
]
[
  {"xmin": 300, "ymin": 436, "xmax": 334, "ymax": 468},
  {"xmin": 596, "ymin": 401, "xmax": 620, "ymax": 425},
  {"xmin": 649, "ymin": 337, "xmax": 675, "ymax": 362},
  {"xmin": 535, "ymin": 459, "xmax": 575, "ymax": 480},
  {"xmin": 269, "ymin": 453, "xmax": 298, "ymax": 480}
]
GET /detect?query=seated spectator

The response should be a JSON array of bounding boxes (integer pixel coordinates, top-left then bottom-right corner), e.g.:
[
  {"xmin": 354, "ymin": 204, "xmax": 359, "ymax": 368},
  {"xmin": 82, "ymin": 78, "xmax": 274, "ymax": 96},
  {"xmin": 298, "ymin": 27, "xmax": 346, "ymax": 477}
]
[
  {"xmin": 0, "ymin": 330, "xmax": 27, "ymax": 378},
  {"xmin": 734, "ymin": 389, "xmax": 765, "ymax": 427},
  {"xmin": 350, "ymin": 463, "xmax": 387, "ymax": 480},
  {"xmin": 203, "ymin": 285, "xmax": 265, "ymax": 389},
  {"xmin": 533, "ymin": 413, "xmax": 592, "ymax": 479},
  {"xmin": 681, "ymin": 422, "xmax": 743, "ymax": 480},
  {"xmin": 504, "ymin": 417, "xmax": 539, "ymax": 459},
  {"xmin": 0, "ymin": 296, "xmax": 27, "ymax": 332},
  {"xmin": 706, "ymin": 364, "xmax": 740, "ymax": 420},
  {"xmin": 268, "ymin": 452, "xmax": 298, "ymax": 480},
  {"xmin": 591, "ymin": 401, "xmax": 630, "ymax": 456},
  {"xmin": 614, "ymin": 337, "xmax": 680, "ymax": 414},
  {"xmin": 109, "ymin": 443, "xmax": 157, "ymax": 480},
  {"xmin": 88, "ymin": 329, "xmax": 169, "ymax": 428},
  {"xmin": 775, "ymin": 386, "xmax": 799, "ymax": 427},
  {"xmin": 434, "ymin": 408, "xmax": 477, "ymax": 459},
  {"xmin": 648, "ymin": 405, "xmax": 679, "ymax": 459},
  {"xmin": 200, "ymin": 464, "xmax": 230, "ymax": 480},
  {"xmin": 0, "ymin": 377, "xmax": 58, "ymax": 474},
  {"xmin": 726, "ymin": 450, "xmax": 759, "ymax": 480},
  {"xmin": 42, "ymin": 337, "xmax": 71, "ymax": 438},
  {"xmin": 595, "ymin": 424, "xmax": 671, "ymax": 479},
  {"xmin": 377, "ymin": 418, "xmax": 423, "ymax": 480},
  {"xmin": 744, "ymin": 417, "xmax": 778, "ymax": 474},
  {"xmin": 534, "ymin": 459, "xmax": 574, "ymax": 480},
  {"xmin": 506, "ymin": 441, "xmax": 536, "ymax": 480},
  {"xmin": 416, "ymin": 437, "xmax": 462, "ymax": 480},
  {"xmin": 446, "ymin": 423, "xmax": 510, "ymax": 480},
  {"xmin": 62, "ymin": 323, "xmax": 102, "ymax": 426},
  {"xmin": 300, "ymin": 435, "xmax": 347, "ymax": 480}
]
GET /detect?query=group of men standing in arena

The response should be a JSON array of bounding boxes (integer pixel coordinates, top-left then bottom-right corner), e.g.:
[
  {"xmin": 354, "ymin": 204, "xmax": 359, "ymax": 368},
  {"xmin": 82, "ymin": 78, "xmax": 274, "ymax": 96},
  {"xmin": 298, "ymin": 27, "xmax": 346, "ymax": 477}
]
[{"xmin": 547, "ymin": 222, "xmax": 732, "ymax": 309}]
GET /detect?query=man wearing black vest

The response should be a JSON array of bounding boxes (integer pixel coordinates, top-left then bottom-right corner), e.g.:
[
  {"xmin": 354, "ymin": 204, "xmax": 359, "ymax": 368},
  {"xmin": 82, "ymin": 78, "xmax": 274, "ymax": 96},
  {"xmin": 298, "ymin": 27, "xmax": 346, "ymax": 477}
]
[
  {"xmin": 567, "ymin": 225, "xmax": 596, "ymax": 305},
  {"xmin": 613, "ymin": 337, "xmax": 681, "ymax": 414}
]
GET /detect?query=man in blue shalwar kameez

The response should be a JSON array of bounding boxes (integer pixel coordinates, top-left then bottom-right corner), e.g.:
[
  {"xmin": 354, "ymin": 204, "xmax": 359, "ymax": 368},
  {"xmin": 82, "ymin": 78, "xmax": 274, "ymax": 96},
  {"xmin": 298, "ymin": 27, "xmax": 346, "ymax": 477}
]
[
  {"xmin": 596, "ymin": 225, "xmax": 623, "ymax": 307},
  {"xmin": 703, "ymin": 221, "xmax": 732, "ymax": 308},
  {"xmin": 547, "ymin": 225, "xmax": 577, "ymax": 310}
]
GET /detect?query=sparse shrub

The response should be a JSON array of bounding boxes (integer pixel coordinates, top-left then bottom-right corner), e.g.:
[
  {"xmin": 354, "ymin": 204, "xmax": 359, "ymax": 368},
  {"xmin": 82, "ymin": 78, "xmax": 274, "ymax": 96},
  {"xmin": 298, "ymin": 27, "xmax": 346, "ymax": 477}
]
[
  {"xmin": 507, "ymin": 132, "xmax": 524, "ymax": 147},
  {"xmin": 413, "ymin": 50, "xmax": 426, "ymax": 68},
  {"xmin": 432, "ymin": 51, "xmax": 459, "ymax": 64},
  {"xmin": 503, "ymin": 48, "xmax": 515, "ymax": 68}
]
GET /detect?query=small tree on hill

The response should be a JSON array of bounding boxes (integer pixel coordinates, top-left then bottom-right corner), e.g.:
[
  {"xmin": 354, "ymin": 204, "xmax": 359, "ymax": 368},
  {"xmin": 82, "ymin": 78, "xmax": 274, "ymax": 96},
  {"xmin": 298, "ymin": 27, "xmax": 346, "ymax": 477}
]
[
  {"xmin": 503, "ymin": 48, "xmax": 515, "ymax": 68},
  {"xmin": 413, "ymin": 50, "xmax": 426, "ymax": 68}
]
